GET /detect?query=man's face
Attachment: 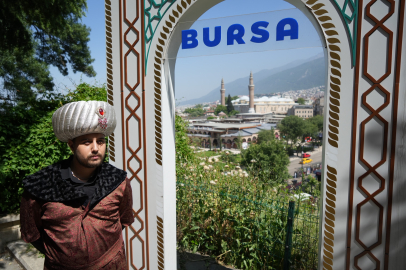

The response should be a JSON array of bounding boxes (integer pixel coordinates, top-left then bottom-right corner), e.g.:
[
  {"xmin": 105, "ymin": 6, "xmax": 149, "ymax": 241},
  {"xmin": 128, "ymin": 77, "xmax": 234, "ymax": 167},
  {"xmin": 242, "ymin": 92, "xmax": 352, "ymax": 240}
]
[{"xmin": 68, "ymin": 133, "xmax": 106, "ymax": 168}]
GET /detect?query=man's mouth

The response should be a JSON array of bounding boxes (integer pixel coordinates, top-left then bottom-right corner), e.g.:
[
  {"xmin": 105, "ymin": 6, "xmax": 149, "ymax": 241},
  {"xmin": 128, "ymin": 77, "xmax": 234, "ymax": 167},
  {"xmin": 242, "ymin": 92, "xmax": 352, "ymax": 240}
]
[{"xmin": 89, "ymin": 155, "xmax": 101, "ymax": 160}]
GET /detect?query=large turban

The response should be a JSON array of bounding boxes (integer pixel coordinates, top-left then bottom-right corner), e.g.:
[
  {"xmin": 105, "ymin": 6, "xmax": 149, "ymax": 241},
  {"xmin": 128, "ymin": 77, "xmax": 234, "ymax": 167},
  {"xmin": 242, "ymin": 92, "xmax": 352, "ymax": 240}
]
[{"xmin": 52, "ymin": 101, "xmax": 117, "ymax": 142}]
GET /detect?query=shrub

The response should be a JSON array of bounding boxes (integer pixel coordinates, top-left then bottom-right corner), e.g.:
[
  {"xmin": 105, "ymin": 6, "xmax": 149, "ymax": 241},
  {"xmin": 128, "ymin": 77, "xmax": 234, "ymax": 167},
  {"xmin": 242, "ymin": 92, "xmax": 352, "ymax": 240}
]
[{"xmin": 241, "ymin": 140, "xmax": 290, "ymax": 185}]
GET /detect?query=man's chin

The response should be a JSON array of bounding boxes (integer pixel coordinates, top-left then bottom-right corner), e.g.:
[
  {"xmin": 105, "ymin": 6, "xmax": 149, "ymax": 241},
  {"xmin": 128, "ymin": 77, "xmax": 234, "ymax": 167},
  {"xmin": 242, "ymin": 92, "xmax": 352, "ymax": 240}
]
[{"xmin": 85, "ymin": 159, "xmax": 103, "ymax": 168}]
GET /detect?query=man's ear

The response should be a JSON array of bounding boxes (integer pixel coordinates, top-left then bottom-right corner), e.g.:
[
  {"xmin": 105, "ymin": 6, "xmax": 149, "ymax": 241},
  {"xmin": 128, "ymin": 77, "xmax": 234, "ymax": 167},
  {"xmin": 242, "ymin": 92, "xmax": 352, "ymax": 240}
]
[{"xmin": 67, "ymin": 140, "xmax": 75, "ymax": 153}]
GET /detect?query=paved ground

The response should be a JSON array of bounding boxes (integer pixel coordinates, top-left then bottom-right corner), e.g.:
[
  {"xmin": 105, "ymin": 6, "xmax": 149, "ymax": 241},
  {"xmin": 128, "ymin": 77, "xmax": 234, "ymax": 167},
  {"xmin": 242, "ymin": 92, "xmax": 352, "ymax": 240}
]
[
  {"xmin": 287, "ymin": 146, "xmax": 323, "ymax": 184},
  {"xmin": 0, "ymin": 253, "xmax": 22, "ymax": 270}
]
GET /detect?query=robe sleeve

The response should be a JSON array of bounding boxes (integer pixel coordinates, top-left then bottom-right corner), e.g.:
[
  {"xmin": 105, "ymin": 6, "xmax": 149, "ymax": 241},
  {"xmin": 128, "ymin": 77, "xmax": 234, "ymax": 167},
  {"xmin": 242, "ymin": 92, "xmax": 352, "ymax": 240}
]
[
  {"xmin": 119, "ymin": 178, "xmax": 134, "ymax": 227},
  {"xmin": 20, "ymin": 191, "xmax": 42, "ymax": 243}
]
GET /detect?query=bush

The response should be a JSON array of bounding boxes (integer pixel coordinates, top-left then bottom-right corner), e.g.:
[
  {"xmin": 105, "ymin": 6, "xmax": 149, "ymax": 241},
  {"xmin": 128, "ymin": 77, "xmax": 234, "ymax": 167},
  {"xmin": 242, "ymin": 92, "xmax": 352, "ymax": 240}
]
[
  {"xmin": 175, "ymin": 115, "xmax": 194, "ymax": 175},
  {"xmin": 0, "ymin": 83, "xmax": 107, "ymax": 214},
  {"xmin": 220, "ymin": 151, "xmax": 238, "ymax": 163},
  {"xmin": 241, "ymin": 140, "xmax": 290, "ymax": 185}
]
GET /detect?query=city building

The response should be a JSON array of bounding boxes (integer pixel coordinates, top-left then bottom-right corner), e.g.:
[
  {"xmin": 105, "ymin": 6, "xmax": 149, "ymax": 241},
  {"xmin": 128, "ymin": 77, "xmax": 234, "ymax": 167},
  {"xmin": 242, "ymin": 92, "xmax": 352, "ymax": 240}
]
[
  {"xmin": 217, "ymin": 73, "xmax": 298, "ymax": 114},
  {"xmin": 233, "ymin": 96, "xmax": 297, "ymax": 114},
  {"xmin": 314, "ymin": 97, "xmax": 325, "ymax": 116},
  {"xmin": 187, "ymin": 123, "xmax": 280, "ymax": 149},
  {"xmin": 204, "ymin": 110, "xmax": 215, "ymax": 116},
  {"xmin": 287, "ymin": 105, "xmax": 314, "ymax": 119}
]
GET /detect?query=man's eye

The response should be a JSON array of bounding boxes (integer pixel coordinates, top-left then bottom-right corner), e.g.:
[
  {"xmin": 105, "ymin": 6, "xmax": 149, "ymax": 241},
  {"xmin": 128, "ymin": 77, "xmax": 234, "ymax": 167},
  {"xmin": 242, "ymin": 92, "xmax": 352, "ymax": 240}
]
[{"xmin": 98, "ymin": 140, "xmax": 105, "ymax": 144}]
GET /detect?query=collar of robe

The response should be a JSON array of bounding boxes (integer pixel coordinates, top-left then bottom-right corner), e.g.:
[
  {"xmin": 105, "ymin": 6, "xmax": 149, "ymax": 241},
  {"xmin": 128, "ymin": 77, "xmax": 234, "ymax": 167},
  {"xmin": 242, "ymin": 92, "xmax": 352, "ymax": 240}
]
[{"xmin": 23, "ymin": 157, "xmax": 127, "ymax": 207}]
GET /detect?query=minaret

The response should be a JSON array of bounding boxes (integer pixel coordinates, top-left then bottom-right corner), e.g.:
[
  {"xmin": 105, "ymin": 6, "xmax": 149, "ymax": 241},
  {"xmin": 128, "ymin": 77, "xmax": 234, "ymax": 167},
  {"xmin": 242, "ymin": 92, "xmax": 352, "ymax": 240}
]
[
  {"xmin": 248, "ymin": 72, "xmax": 255, "ymax": 113},
  {"xmin": 220, "ymin": 78, "xmax": 226, "ymax": 106}
]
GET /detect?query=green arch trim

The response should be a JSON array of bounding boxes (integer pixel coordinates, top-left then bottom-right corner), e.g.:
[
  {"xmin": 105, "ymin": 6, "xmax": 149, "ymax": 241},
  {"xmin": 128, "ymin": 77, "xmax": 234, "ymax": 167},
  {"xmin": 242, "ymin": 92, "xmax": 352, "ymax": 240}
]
[
  {"xmin": 332, "ymin": 0, "xmax": 358, "ymax": 66},
  {"xmin": 144, "ymin": 0, "xmax": 178, "ymax": 73}
]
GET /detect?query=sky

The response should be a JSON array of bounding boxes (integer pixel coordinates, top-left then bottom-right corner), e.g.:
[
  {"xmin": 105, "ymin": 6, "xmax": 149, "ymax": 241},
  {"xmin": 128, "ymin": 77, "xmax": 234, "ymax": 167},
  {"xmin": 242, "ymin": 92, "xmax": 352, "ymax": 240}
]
[{"xmin": 49, "ymin": 0, "xmax": 323, "ymax": 101}]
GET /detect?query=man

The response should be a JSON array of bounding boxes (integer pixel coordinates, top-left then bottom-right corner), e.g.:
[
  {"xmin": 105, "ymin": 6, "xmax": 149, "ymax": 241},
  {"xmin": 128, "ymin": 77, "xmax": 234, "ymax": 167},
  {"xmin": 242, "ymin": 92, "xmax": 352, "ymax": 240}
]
[{"xmin": 20, "ymin": 101, "xmax": 134, "ymax": 270}]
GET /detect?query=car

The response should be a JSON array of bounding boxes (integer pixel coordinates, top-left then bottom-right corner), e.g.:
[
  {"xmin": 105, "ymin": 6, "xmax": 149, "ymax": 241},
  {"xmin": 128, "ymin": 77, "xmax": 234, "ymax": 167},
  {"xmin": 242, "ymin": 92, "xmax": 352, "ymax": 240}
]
[
  {"xmin": 302, "ymin": 153, "xmax": 311, "ymax": 158},
  {"xmin": 299, "ymin": 158, "xmax": 313, "ymax": 164}
]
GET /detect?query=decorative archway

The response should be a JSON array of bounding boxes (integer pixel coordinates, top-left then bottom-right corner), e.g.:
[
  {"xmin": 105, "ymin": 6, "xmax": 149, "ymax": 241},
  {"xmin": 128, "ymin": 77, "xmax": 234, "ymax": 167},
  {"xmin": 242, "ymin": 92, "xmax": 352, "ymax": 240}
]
[{"xmin": 106, "ymin": 0, "xmax": 405, "ymax": 269}]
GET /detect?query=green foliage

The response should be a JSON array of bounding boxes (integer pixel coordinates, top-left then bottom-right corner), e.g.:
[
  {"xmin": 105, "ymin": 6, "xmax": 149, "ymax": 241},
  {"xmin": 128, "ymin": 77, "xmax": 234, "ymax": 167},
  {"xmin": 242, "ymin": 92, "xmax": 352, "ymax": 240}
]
[
  {"xmin": 296, "ymin": 97, "xmax": 306, "ymax": 105},
  {"xmin": 231, "ymin": 95, "xmax": 239, "ymax": 101},
  {"xmin": 176, "ymin": 168, "xmax": 320, "ymax": 269},
  {"xmin": 226, "ymin": 94, "xmax": 234, "ymax": 113},
  {"xmin": 214, "ymin": 105, "xmax": 227, "ymax": 116},
  {"xmin": 303, "ymin": 121, "xmax": 318, "ymax": 138},
  {"xmin": 0, "ymin": 83, "xmax": 106, "ymax": 213},
  {"xmin": 175, "ymin": 115, "xmax": 195, "ymax": 172},
  {"xmin": 176, "ymin": 138, "xmax": 319, "ymax": 269},
  {"xmin": 227, "ymin": 110, "xmax": 239, "ymax": 117},
  {"xmin": 277, "ymin": 115, "xmax": 305, "ymax": 146},
  {"xmin": 220, "ymin": 151, "xmax": 238, "ymax": 163},
  {"xmin": 302, "ymin": 175, "xmax": 321, "ymax": 197},
  {"xmin": 256, "ymin": 129, "xmax": 275, "ymax": 144},
  {"xmin": 306, "ymin": 115, "xmax": 323, "ymax": 132},
  {"xmin": 241, "ymin": 140, "xmax": 290, "ymax": 185},
  {"xmin": 0, "ymin": 0, "xmax": 95, "ymax": 102},
  {"xmin": 184, "ymin": 106, "xmax": 205, "ymax": 117}
]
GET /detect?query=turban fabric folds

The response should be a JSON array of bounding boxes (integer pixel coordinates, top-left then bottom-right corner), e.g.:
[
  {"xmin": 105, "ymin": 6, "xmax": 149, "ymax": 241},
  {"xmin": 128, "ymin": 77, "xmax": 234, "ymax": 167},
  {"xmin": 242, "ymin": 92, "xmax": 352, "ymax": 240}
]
[{"xmin": 52, "ymin": 101, "xmax": 117, "ymax": 142}]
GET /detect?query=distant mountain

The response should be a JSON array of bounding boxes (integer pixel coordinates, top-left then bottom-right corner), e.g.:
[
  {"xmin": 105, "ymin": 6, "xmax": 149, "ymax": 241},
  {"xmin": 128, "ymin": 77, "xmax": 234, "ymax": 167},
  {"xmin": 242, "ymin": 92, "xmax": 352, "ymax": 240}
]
[{"xmin": 179, "ymin": 54, "xmax": 325, "ymax": 106}]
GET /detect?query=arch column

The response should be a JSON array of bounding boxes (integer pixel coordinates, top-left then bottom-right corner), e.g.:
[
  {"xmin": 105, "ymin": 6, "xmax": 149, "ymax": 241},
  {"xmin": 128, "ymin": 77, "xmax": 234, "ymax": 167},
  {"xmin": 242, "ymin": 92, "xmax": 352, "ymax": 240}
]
[{"xmin": 107, "ymin": 0, "xmax": 406, "ymax": 269}]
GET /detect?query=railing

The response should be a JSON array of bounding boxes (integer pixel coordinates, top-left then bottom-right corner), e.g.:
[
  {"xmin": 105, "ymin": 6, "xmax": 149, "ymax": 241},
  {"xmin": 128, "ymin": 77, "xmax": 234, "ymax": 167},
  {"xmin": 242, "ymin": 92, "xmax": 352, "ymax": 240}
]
[{"xmin": 176, "ymin": 179, "xmax": 320, "ymax": 270}]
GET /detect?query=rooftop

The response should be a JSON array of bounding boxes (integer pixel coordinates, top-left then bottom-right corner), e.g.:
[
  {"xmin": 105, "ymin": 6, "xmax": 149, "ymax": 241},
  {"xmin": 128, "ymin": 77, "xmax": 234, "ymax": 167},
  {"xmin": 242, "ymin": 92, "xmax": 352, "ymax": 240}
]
[{"xmin": 191, "ymin": 122, "xmax": 261, "ymax": 130}]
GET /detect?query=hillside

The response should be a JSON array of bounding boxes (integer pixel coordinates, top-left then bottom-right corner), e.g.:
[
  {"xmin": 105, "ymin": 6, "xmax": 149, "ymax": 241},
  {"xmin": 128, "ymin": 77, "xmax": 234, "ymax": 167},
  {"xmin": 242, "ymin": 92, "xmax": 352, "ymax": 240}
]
[{"xmin": 179, "ymin": 55, "xmax": 326, "ymax": 106}]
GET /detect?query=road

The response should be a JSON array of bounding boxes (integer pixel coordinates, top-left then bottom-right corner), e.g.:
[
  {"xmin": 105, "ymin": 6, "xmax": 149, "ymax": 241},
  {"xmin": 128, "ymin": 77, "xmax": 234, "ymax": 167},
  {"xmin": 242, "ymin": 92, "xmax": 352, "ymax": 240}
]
[{"xmin": 288, "ymin": 146, "xmax": 323, "ymax": 181}]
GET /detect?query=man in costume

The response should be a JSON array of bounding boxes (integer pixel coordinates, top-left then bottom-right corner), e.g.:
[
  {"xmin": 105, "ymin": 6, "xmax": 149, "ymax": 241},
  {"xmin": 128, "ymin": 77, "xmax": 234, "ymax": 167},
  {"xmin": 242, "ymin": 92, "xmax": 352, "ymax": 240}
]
[{"xmin": 20, "ymin": 101, "xmax": 134, "ymax": 270}]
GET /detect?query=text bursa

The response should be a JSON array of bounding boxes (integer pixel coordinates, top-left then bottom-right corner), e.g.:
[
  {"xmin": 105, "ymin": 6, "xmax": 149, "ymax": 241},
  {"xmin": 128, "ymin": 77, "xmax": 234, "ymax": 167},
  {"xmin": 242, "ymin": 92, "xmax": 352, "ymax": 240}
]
[{"xmin": 182, "ymin": 18, "xmax": 299, "ymax": 49}]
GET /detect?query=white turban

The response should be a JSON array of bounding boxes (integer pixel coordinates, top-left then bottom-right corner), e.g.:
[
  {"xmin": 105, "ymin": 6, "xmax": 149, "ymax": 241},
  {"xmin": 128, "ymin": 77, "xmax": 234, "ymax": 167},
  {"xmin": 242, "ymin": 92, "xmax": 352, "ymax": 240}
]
[{"xmin": 52, "ymin": 101, "xmax": 117, "ymax": 142}]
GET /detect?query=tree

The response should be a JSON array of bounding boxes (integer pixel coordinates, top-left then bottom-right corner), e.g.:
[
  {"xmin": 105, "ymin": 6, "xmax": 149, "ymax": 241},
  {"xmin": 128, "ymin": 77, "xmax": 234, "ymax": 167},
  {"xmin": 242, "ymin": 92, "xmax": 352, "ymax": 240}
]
[
  {"xmin": 257, "ymin": 129, "xmax": 275, "ymax": 144},
  {"xmin": 306, "ymin": 115, "xmax": 323, "ymax": 132},
  {"xmin": 0, "ymin": 0, "xmax": 95, "ymax": 103},
  {"xmin": 231, "ymin": 95, "xmax": 239, "ymax": 100},
  {"xmin": 297, "ymin": 97, "xmax": 306, "ymax": 105},
  {"xmin": 226, "ymin": 94, "xmax": 234, "ymax": 113},
  {"xmin": 241, "ymin": 140, "xmax": 290, "ymax": 185},
  {"xmin": 228, "ymin": 110, "xmax": 239, "ymax": 117},
  {"xmin": 184, "ymin": 107, "xmax": 205, "ymax": 117},
  {"xmin": 214, "ymin": 105, "xmax": 227, "ymax": 116},
  {"xmin": 175, "ymin": 115, "xmax": 194, "ymax": 170},
  {"xmin": 278, "ymin": 115, "xmax": 305, "ymax": 147}
]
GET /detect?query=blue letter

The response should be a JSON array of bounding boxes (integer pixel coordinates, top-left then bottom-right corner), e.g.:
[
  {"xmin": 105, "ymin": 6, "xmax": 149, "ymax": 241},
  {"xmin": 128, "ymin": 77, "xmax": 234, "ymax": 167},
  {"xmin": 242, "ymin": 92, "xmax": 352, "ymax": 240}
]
[
  {"xmin": 182, "ymin": 29, "xmax": 198, "ymax": 49},
  {"xmin": 276, "ymin": 18, "xmax": 299, "ymax": 41},
  {"xmin": 203, "ymin": 26, "xmax": 221, "ymax": 47},
  {"xmin": 227, "ymin": 24, "xmax": 245, "ymax": 45},
  {"xmin": 250, "ymin": 21, "xmax": 269, "ymax": 43}
]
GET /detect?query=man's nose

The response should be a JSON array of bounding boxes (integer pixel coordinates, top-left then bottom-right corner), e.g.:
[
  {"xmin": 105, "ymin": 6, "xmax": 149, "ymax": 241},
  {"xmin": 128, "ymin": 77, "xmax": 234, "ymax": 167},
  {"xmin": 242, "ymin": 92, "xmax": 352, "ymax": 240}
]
[{"xmin": 92, "ymin": 140, "xmax": 99, "ymax": 152}]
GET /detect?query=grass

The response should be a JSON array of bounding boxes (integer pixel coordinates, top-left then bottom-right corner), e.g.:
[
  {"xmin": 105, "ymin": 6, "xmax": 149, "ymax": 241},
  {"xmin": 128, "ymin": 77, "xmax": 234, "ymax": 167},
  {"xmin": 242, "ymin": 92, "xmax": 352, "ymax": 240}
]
[{"xmin": 194, "ymin": 150, "xmax": 221, "ymax": 158}]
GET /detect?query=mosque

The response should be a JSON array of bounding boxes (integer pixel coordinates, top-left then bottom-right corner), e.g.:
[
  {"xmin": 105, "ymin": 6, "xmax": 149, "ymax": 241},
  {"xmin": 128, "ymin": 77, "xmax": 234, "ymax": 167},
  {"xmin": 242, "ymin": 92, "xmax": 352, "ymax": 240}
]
[{"xmin": 220, "ymin": 72, "xmax": 297, "ymax": 114}]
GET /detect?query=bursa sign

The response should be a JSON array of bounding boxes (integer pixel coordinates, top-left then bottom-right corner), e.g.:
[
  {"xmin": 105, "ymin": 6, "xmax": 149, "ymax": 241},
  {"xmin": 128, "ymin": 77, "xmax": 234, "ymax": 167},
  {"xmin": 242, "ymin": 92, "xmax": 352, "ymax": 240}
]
[{"xmin": 182, "ymin": 18, "xmax": 298, "ymax": 50}]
